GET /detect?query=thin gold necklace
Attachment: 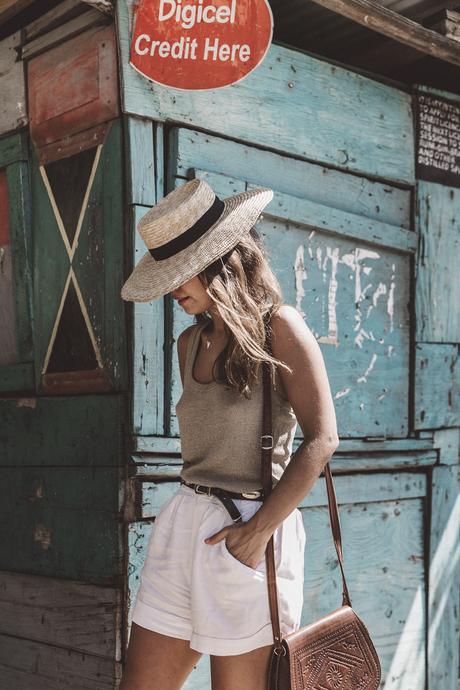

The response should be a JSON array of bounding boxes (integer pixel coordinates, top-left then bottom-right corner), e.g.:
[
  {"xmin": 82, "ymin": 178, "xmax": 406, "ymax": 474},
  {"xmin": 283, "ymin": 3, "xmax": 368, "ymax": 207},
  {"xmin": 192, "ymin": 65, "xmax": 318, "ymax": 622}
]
[{"xmin": 203, "ymin": 323, "xmax": 227, "ymax": 350}]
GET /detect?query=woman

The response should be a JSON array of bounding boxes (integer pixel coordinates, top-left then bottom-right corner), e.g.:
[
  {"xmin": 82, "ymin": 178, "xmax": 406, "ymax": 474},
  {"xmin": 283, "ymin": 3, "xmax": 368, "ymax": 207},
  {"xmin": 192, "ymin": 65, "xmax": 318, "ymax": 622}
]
[{"xmin": 119, "ymin": 179, "xmax": 339, "ymax": 690}]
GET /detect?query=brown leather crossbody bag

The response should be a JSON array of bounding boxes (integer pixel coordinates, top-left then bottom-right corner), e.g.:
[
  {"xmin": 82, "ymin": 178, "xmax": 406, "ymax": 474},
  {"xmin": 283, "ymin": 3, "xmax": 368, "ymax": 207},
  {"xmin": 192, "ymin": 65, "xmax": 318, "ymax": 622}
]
[{"xmin": 260, "ymin": 353, "xmax": 382, "ymax": 690}]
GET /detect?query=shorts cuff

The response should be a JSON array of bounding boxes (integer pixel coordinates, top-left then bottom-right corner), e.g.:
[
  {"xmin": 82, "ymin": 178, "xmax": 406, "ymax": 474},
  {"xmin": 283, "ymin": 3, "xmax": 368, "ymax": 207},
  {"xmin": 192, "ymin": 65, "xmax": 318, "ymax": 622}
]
[
  {"xmin": 189, "ymin": 621, "xmax": 275, "ymax": 656},
  {"xmin": 131, "ymin": 599, "xmax": 192, "ymax": 641}
]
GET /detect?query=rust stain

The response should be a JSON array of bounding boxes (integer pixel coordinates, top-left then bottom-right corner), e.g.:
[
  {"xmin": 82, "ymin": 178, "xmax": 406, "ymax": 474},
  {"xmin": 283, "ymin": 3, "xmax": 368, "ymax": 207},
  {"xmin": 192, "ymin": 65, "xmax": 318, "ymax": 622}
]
[
  {"xmin": 16, "ymin": 398, "xmax": 37, "ymax": 409},
  {"xmin": 34, "ymin": 524, "xmax": 52, "ymax": 551}
]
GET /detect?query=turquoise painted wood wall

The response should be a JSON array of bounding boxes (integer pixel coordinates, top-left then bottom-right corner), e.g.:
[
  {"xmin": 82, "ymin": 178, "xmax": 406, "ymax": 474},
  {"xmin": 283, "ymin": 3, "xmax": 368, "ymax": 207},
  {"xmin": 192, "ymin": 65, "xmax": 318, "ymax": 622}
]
[{"xmin": 116, "ymin": 2, "xmax": 460, "ymax": 689}]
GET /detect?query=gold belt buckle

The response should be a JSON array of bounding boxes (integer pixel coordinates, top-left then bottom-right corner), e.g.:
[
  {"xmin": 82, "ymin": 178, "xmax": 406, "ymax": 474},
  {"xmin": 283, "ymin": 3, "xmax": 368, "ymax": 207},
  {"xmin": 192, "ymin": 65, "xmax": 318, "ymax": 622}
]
[{"xmin": 241, "ymin": 490, "xmax": 262, "ymax": 499}]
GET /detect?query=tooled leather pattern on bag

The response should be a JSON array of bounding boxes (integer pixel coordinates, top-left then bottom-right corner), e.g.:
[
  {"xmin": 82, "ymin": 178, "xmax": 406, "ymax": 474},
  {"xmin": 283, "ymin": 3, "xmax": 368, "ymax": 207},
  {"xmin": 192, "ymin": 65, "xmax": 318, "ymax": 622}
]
[{"xmin": 291, "ymin": 622, "xmax": 381, "ymax": 690}]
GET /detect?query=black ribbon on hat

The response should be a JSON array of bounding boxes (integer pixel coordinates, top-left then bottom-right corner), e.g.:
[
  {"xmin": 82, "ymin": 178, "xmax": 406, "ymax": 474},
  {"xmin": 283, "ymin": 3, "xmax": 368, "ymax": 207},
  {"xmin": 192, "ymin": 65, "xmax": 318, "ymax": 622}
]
[{"xmin": 149, "ymin": 195, "xmax": 225, "ymax": 261}]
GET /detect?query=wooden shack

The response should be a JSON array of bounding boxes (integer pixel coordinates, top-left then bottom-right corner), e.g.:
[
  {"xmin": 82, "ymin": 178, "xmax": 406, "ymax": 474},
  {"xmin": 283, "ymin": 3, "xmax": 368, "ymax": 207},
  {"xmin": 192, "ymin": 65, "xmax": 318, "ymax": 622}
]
[{"xmin": 0, "ymin": 1, "xmax": 459, "ymax": 688}]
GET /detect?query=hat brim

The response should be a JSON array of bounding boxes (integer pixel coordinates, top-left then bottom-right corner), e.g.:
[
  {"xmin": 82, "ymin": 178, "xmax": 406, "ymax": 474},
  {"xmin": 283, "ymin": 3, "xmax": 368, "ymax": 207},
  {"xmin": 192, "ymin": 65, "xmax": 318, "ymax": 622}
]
[{"xmin": 120, "ymin": 186, "xmax": 273, "ymax": 302}]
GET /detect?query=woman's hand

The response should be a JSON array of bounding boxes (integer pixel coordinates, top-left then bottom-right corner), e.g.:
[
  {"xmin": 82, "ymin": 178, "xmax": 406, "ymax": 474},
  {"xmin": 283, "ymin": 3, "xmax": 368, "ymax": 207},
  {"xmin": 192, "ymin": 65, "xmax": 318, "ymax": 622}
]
[{"xmin": 204, "ymin": 521, "xmax": 270, "ymax": 570}]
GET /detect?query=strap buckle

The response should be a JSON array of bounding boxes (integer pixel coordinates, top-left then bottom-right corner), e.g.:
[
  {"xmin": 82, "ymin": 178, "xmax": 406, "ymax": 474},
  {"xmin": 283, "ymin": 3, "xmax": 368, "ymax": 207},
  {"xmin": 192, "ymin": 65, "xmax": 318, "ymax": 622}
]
[
  {"xmin": 194, "ymin": 484, "xmax": 212, "ymax": 496},
  {"xmin": 273, "ymin": 643, "xmax": 286, "ymax": 657},
  {"xmin": 261, "ymin": 434, "xmax": 274, "ymax": 450}
]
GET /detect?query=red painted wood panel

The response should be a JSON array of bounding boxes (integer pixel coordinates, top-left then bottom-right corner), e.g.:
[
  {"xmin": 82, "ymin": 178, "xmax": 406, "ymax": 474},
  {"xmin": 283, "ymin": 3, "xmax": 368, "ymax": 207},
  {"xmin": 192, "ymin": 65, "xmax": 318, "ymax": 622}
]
[{"xmin": 28, "ymin": 24, "xmax": 120, "ymax": 151}]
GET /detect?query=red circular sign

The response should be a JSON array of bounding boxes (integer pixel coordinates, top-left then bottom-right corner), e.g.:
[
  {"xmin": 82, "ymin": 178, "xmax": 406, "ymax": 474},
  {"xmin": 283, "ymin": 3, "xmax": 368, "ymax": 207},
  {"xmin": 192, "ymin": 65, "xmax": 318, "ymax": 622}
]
[{"xmin": 130, "ymin": 0, "xmax": 274, "ymax": 90}]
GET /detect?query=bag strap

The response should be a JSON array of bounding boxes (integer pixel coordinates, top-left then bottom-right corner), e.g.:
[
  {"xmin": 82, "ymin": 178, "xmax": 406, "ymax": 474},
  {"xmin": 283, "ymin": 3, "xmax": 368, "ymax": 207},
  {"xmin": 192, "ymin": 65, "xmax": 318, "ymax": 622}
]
[{"xmin": 261, "ymin": 317, "xmax": 351, "ymax": 653}]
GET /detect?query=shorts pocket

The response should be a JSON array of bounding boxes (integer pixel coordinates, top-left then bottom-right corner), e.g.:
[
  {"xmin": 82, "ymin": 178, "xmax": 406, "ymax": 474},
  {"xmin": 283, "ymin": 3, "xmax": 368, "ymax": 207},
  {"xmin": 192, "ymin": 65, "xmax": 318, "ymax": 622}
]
[{"xmin": 221, "ymin": 537, "xmax": 266, "ymax": 576}]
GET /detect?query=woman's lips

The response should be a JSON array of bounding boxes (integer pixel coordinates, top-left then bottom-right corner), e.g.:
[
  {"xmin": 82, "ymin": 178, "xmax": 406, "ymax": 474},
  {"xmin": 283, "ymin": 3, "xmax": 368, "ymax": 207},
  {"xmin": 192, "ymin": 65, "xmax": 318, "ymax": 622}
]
[{"xmin": 178, "ymin": 297, "xmax": 189, "ymax": 305}]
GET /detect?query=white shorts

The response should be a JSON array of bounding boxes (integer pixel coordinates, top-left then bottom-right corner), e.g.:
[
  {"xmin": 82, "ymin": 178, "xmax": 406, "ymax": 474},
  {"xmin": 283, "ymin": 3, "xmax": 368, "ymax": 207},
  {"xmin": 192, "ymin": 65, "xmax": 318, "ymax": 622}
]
[{"xmin": 131, "ymin": 483, "xmax": 307, "ymax": 656}]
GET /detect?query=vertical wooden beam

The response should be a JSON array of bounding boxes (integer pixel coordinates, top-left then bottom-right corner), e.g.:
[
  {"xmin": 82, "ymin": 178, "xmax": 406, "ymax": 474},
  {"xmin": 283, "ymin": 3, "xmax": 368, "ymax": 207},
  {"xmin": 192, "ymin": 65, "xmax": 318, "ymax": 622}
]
[
  {"xmin": 125, "ymin": 117, "xmax": 166, "ymax": 436},
  {"xmin": 428, "ymin": 465, "xmax": 460, "ymax": 690}
]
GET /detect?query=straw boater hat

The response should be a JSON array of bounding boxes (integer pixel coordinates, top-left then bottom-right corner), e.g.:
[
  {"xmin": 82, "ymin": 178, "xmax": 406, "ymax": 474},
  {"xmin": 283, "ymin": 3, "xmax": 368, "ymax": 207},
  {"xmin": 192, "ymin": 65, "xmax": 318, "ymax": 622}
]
[{"xmin": 120, "ymin": 179, "xmax": 274, "ymax": 302}]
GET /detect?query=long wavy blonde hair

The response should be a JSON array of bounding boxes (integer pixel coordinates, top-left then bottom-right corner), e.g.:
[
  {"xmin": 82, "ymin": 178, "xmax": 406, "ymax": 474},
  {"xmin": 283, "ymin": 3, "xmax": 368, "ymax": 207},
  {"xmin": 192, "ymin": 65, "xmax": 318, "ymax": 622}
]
[{"xmin": 194, "ymin": 226, "xmax": 293, "ymax": 398}]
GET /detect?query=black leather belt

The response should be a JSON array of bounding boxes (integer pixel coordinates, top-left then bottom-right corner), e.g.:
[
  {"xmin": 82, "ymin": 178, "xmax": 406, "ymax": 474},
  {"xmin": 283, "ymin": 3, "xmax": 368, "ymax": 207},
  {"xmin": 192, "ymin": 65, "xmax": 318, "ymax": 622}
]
[{"xmin": 180, "ymin": 479, "xmax": 265, "ymax": 523}]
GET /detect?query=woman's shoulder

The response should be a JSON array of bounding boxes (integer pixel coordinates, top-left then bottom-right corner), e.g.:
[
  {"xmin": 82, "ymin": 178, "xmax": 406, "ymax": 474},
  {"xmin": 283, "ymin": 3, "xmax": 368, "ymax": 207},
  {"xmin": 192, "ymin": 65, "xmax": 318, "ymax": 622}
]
[
  {"xmin": 177, "ymin": 321, "xmax": 203, "ymax": 357},
  {"xmin": 269, "ymin": 304, "xmax": 307, "ymax": 344},
  {"xmin": 270, "ymin": 303, "xmax": 302, "ymax": 324}
]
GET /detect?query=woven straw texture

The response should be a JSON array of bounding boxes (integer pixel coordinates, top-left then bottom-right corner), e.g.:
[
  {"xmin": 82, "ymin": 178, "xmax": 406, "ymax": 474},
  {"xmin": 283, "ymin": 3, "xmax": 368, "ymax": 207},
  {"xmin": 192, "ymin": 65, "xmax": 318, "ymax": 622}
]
[{"xmin": 120, "ymin": 181, "xmax": 273, "ymax": 302}]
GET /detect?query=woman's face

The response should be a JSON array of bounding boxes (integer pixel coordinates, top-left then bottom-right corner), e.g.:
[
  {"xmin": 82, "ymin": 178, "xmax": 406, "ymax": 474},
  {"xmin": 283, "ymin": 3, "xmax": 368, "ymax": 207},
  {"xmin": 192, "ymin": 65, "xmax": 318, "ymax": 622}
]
[{"xmin": 171, "ymin": 275, "xmax": 213, "ymax": 314}]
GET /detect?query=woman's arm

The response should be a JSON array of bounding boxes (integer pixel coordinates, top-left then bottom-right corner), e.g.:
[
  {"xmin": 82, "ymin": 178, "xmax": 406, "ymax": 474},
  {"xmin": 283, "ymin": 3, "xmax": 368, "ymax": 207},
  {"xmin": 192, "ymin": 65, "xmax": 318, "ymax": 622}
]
[{"xmin": 247, "ymin": 303, "xmax": 339, "ymax": 537}]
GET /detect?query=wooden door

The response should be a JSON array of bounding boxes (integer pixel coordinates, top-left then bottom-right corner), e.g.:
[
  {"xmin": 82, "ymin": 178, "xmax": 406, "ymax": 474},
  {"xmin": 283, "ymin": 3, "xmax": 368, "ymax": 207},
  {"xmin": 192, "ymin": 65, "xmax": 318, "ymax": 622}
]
[{"xmin": 31, "ymin": 118, "xmax": 126, "ymax": 394}]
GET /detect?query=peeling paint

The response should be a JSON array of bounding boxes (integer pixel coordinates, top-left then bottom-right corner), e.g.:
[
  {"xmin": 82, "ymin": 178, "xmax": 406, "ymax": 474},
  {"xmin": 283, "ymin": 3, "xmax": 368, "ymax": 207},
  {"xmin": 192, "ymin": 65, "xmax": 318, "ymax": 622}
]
[
  {"xmin": 34, "ymin": 524, "xmax": 52, "ymax": 550},
  {"xmin": 16, "ymin": 398, "xmax": 37, "ymax": 409},
  {"xmin": 325, "ymin": 246, "xmax": 339, "ymax": 345},
  {"xmin": 387, "ymin": 263, "xmax": 396, "ymax": 333},
  {"xmin": 334, "ymin": 387, "xmax": 351, "ymax": 399},
  {"xmin": 341, "ymin": 247, "xmax": 380, "ymax": 302},
  {"xmin": 355, "ymin": 328, "xmax": 373, "ymax": 348},
  {"xmin": 357, "ymin": 353, "xmax": 378, "ymax": 383},
  {"xmin": 294, "ymin": 244, "xmax": 307, "ymax": 316}
]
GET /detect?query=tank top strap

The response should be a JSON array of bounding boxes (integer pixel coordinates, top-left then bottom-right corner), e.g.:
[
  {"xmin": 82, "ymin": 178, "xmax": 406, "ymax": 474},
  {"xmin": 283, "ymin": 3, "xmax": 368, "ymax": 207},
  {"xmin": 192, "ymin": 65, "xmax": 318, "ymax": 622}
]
[{"xmin": 184, "ymin": 321, "xmax": 206, "ymax": 384}]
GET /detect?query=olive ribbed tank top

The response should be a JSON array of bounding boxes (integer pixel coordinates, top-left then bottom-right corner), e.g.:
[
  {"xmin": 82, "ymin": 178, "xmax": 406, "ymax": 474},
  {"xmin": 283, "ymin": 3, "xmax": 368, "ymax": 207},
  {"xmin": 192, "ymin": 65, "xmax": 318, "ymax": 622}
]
[{"xmin": 176, "ymin": 321, "xmax": 298, "ymax": 493}]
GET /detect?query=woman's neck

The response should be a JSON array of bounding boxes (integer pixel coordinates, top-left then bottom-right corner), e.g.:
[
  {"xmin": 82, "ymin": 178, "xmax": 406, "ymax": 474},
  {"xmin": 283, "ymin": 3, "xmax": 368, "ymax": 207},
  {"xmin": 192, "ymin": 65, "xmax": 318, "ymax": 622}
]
[{"xmin": 204, "ymin": 310, "xmax": 227, "ymax": 336}]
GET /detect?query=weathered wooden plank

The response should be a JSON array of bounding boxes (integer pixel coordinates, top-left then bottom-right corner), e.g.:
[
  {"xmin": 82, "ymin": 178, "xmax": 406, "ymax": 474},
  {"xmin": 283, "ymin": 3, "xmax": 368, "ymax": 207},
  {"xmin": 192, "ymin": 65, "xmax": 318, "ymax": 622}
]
[
  {"xmin": 21, "ymin": 8, "xmax": 109, "ymax": 61},
  {"xmin": 24, "ymin": 0, "xmax": 92, "ymax": 41},
  {"xmin": 133, "ymin": 471, "xmax": 426, "ymax": 519},
  {"xmin": 125, "ymin": 120, "xmax": 167, "ymax": 435},
  {"xmin": 0, "ymin": 466, "xmax": 122, "ymax": 582},
  {"xmin": 193, "ymin": 167, "xmax": 416, "ymax": 253},
  {"xmin": 0, "ymin": 0, "xmax": 35, "ymax": 25},
  {"xmin": 0, "ymin": 570, "xmax": 121, "ymax": 659},
  {"xmin": 0, "ymin": 237, "xmax": 18, "ymax": 367},
  {"xmin": 415, "ymin": 180, "xmax": 460, "ymax": 343},
  {"xmin": 130, "ymin": 208, "xmax": 165, "ymax": 434},
  {"xmin": 27, "ymin": 23, "xmax": 119, "ymax": 150},
  {"xmin": 7, "ymin": 161, "xmax": 33, "ymax": 363},
  {"xmin": 0, "ymin": 132, "xmax": 33, "ymax": 391},
  {"xmin": 307, "ymin": 0, "xmax": 460, "ymax": 67},
  {"xmin": 130, "ymin": 207, "xmax": 165, "ymax": 435},
  {"xmin": 0, "ymin": 633, "xmax": 121, "ymax": 689},
  {"xmin": 433, "ymin": 428, "xmax": 460, "ymax": 465},
  {"xmin": 173, "ymin": 128, "xmax": 413, "ymax": 231},
  {"xmin": 414, "ymin": 343, "xmax": 460, "ymax": 430},
  {"xmin": 0, "ymin": 394, "xmax": 124, "ymax": 467},
  {"xmin": 0, "ymin": 362, "xmax": 34, "ymax": 391},
  {"xmin": 428, "ymin": 465, "xmax": 460, "ymax": 690},
  {"xmin": 0, "ymin": 130, "xmax": 28, "ymax": 167},
  {"xmin": 153, "ymin": 122, "xmax": 164, "ymax": 203},
  {"xmin": 133, "ymin": 435, "xmax": 436, "ymax": 454},
  {"xmin": 124, "ymin": 115, "xmax": 155, "ymax": 206},
  {"xmin": 76, "ymin": 117, "xmax": 127, "ymax": 391},
  {"xmin": 116, "ymin": 0, "xmax": 415, "ymax": 185},
  {"xmin": 0, "ymin": 31, "xmax": 27, "ymax": 135},
  {"xmin": 127, "ymin": 450, "xmax": 437, "ymax": 481}
]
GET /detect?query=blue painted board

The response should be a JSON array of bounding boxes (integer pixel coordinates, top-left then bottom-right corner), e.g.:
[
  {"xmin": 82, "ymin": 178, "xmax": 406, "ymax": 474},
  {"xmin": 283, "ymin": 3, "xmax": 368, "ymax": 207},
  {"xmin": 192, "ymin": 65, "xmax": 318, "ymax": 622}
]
[
  {"xmin": 415, "ymin": 180, "xmax": 460, "ymax": 343},
  {"xmin": 116, "ymin": 0, "xmax": 415, "ymax": 185}
]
